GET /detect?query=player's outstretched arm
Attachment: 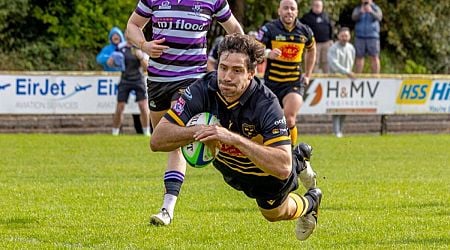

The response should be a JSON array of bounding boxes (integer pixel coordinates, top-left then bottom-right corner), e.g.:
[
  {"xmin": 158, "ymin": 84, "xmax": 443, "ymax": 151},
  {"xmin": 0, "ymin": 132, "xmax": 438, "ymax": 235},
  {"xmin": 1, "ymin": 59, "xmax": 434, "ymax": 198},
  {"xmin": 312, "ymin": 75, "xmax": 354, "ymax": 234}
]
[
  {"xmin": 220, "ymin": 15, "xmax": 244, "ymax": 35},
  {"xmin": 150, "ymin": 117, "xmax": 204, "ymax": 152},
  {"xmin": 195, "ymin": 126, "xmax": 292, "ymax": 180}
]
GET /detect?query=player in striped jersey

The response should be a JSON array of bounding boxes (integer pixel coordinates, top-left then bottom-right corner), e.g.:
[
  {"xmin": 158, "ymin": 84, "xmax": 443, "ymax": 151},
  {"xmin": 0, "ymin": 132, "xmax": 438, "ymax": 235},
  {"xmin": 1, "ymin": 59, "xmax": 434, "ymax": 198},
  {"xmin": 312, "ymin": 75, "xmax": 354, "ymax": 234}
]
[
  {"xmin": 150, "ymin": 34, "xmax": 322, "ymax": 241},
  {"xmin": 126, "ymin": 0, "xmax": 243, "ymax": 226}
]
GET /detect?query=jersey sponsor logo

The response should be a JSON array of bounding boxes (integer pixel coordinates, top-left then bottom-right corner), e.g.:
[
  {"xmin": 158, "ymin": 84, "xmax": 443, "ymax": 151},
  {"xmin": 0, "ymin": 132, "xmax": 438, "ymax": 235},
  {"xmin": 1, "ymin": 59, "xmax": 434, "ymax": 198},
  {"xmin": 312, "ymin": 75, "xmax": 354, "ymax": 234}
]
[
  {"xmin": 396, "ymin": 79, "xmax": 432, "ymax": 104},
  {"xmin": 242, "ymin": 123, "xmax": 256, "ymax": 137},
  {"xmin": 173, "ymin": 97, "xmax": 186, "ymax": 115},
  {"xmin": 274, "ymin": 117, "xmax": 286, "ymax": 126},
  {"xmin": 266, "ymin": 200, "xmax": 276, "ymax": 205},
  {"xmin": 272, "ymin": 128, "xmax": 288, "ymax": 135},
  {"xmin": 271, "ymin": 41, "xmax": 304, "ymax": 62},
  {"xmin": 220, "ymin": 143, "xmax": 244, "ymax": 157},
  {"xmin": 275, "ymin": 34, "xmax": 286, "ymax": 41},
  {"xmin": 155, "ymin": 19, "xmax": 208, "ymax": 31}
]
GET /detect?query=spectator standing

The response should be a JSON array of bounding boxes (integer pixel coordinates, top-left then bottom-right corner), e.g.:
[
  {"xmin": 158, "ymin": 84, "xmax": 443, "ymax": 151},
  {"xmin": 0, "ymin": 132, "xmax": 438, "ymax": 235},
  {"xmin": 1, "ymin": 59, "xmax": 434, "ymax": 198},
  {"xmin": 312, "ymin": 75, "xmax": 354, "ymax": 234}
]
[
  {"xmin": 96, "ymin": 27, "xmax": 125, "ymax": 71},
  {"xmin": 352, "ymin": 0, "xmax": 382, "ymax": 73},
  {"xmin": 300, "ymin": 0, "xmax": 333, "ymax": 73},
  {"xmin": 126, "ymin": 0, "xmax": 243, "ymax": 226},
  {"xmin": 327, "ymin": 27, "xmax": 355, "ymax": 137},
  {"xmin": 97, "ymin": 27, "xmax": 146, "ymax": 134},
  {"xmin": 110, "ymin": 41, "xmax": 151, "ymax": 136}
]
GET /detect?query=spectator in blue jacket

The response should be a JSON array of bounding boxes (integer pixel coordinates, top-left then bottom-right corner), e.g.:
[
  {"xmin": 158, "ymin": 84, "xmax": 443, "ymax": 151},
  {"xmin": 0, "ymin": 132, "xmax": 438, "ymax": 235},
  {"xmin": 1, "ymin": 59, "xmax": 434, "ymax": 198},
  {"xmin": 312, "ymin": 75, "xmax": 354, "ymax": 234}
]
[
  {"xmin": 96, "ymin": 27, "xmax": 147, "ymax": 134},
  {"xmin": 96, "ymin": 27, "xmax": 126, "ymax": 71},
  {"xmin": 352, "ymin": 0, "xmax": 382, "ymax": 74}
]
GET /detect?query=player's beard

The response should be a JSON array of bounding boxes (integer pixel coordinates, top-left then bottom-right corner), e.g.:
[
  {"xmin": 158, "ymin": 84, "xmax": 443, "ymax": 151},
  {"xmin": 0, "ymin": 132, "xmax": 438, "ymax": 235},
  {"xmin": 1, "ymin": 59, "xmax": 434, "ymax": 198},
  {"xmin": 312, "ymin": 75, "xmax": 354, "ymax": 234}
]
[{"xmin": 218, "ymin": 80, "xmax": 247, "ymax": 102}]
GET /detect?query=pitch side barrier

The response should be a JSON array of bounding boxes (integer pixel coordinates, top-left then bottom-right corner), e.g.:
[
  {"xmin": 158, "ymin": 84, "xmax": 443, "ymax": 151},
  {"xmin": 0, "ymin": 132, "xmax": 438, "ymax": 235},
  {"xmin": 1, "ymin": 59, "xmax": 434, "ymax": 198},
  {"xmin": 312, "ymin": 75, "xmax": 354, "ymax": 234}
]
[
  {"xmin": 0, "ymin": 71, "xmax": 449, "ymax": 115},
  {"xmin": 300, "ymin": 74, "xmax": 449, "ymax": 115}
]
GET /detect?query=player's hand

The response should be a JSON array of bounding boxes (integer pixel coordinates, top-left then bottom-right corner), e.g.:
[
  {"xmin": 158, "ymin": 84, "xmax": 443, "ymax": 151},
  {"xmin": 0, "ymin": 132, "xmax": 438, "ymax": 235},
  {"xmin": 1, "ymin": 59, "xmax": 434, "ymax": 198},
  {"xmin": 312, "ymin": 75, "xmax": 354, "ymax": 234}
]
[
  {"xmin": 107, "ymin": 57, "xmax": 115, "ymax": 67},
  {"xmin": 269, "ymin": 48, "xmax": 282, "ymax": 60},
  {"xmin": 143, "ymin": 38, "xmax": 169, "ymax": 58},
  {"xmin": 194, "ymin": 125, "xmax": 235, "ymax": 145},
  {"xmin": 303, "ymin": 76, "xmax": 310, "ymax": 85},
  {"xmin": 347, "ymin": 72, "xmax": 356, "ymax": 80}
]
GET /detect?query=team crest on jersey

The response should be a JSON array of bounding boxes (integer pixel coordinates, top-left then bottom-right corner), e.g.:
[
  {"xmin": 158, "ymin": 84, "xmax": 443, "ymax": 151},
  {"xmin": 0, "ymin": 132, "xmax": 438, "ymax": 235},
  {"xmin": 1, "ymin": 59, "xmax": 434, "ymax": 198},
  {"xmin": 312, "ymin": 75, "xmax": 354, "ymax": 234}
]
[
  {"xmin": 275, "ymin": 34, "xmax": 286, "ymax": 41},
  {"xmin": 242, "ymin": 123, "xmax": 256, "ymax": 138},
  {"xmin": 159, "ymin": 1, "xmax": 172, "ymax": 9},
  {"xmin": 192, "ymin": 2, "xmax": 202, "ymax": 16}
]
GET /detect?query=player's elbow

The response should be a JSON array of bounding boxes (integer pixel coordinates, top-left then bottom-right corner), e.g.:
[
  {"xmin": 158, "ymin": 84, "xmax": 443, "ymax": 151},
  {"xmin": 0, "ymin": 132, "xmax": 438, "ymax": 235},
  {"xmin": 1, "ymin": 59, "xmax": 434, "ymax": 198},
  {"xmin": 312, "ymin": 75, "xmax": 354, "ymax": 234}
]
[
  {"xmin": 150, "ymin": 135, "xmax": 165, "ymax": 152},
  {"xmin": 279, "ymin": 166, "xmax": 293, "ymax": 180},
  {"xmin": 273, "ymin": 164, "xmax": 292, "ymax": 180}
]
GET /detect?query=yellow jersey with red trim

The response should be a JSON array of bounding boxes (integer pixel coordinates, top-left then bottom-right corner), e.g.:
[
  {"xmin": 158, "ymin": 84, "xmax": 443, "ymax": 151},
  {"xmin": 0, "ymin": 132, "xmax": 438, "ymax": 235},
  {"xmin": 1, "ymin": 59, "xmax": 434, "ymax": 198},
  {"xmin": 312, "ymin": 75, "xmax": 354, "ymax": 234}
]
[{"xmin": 257, "ymin": 18, "xmax": 315, "ymax": 84}]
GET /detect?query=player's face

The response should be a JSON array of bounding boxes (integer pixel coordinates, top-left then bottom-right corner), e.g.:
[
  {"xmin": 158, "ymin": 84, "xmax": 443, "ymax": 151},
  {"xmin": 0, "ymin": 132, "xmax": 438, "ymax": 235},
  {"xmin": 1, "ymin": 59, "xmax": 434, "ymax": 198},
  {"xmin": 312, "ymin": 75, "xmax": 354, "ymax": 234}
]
[
  {"xmin": 217, "ymin": 52, "xmax": 255, "ymax": 102},
  {"xmin": 278, "ymin": 0, "xmax": 298, "ymax": 26}
]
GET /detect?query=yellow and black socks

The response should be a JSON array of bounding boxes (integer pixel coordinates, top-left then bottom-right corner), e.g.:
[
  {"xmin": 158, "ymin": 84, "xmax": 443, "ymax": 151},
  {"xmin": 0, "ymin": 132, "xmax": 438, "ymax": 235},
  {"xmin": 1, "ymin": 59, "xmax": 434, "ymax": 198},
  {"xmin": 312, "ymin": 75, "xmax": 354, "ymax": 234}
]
[{"xmin": 289, "ymin": 193, "xmax": 313, "ymax": 219}]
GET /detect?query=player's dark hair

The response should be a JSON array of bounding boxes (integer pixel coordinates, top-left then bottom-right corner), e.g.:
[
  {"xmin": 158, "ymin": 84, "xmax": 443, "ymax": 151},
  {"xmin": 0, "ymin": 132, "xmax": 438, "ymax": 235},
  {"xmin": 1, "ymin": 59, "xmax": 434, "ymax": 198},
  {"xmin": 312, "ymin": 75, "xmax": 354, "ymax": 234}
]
[{"xmin": 218, "ymin": 33, "xmax": 265, "ymax": 72}]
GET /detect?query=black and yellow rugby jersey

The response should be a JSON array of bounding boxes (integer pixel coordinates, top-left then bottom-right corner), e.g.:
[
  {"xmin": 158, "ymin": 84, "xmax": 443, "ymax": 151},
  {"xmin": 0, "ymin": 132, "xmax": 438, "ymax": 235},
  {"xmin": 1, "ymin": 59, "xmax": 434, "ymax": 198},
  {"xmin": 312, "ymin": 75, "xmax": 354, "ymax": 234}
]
[
  {"xmin": 164, "ymin": 72, "xmax": 291, "ymax": 198},
  {"xmin": 257, "ymin": 18, "xmax": 315, "ymax": 84}
]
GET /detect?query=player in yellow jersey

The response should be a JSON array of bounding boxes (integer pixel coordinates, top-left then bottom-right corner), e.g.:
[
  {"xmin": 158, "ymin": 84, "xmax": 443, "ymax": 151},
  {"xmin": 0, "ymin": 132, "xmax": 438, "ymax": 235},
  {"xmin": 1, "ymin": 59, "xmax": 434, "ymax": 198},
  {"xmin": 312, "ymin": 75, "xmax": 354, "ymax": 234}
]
[{"xmin": 257, "ymin": 0, "xmax": 317, "ymax": 190}]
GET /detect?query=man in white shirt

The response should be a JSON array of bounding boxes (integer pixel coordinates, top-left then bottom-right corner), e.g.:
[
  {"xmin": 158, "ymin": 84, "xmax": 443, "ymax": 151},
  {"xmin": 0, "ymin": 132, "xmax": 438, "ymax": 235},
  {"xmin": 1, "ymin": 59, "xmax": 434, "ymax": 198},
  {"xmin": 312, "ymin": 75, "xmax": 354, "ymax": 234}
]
[{"xmin": 327, "ymin": 27, "xmax": 355, "ymax": 137}]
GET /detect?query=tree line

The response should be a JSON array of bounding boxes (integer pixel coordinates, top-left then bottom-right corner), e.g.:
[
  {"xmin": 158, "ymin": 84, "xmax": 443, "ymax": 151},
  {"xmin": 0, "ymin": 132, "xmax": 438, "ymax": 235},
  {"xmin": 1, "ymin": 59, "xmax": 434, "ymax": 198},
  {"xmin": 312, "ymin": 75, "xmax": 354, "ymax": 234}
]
[{"xmin": 0, "ymin": 0, "xmax": 448, "ymax": 73}]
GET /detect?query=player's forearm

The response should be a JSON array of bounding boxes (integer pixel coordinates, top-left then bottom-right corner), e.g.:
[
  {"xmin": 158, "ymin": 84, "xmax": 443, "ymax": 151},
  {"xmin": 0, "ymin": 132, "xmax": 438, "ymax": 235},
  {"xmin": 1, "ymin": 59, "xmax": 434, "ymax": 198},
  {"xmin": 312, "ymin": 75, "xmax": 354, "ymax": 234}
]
[
  {"xmin": 221, "ymin": 15, "xmax": 244, "ymax": 35},
  {"xmin": 150, "ymin": 120, "xmax": 198, "ymax": 152},
  {"xmin": 233, "ymin": 136, "xmax": 292, "ymax": 180},
  {"xmin": 126, "ymin": 24, "xmax": 146, "ymax": 49},
  {"xmin": 304, "ymin": 48, "xmax": 316, "ymax": 78},
  {"xmin": 126, "ymin": 13, "xmax": 149, "ymax": 49}
]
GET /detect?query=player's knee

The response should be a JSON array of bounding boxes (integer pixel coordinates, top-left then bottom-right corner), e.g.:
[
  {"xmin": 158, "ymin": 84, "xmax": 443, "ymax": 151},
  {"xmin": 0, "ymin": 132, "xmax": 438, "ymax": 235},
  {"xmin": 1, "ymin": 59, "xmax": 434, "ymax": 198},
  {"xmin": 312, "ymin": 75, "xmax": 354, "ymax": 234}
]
[
  {"xmin": 261, "ymin": 212, "xmax": 279, "ymax": 222},
  {"xmin": 260, "ymin": 209, "xmax": 283, "ymax": 222}
]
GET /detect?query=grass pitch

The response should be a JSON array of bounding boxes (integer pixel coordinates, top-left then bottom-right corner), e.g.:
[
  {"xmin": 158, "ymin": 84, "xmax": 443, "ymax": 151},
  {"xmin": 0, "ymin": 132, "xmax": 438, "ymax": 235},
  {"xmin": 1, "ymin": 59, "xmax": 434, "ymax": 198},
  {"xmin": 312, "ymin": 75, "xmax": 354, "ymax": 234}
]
[{"xmin": 0, "ymin": 133, "xmax": 448, "ymax": 249}]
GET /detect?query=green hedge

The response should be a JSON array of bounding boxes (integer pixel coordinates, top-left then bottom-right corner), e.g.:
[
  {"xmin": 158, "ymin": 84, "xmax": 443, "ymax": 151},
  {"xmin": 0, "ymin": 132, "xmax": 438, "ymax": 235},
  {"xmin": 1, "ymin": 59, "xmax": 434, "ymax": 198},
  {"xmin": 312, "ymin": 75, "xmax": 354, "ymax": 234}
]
[{"xmin": 0, "ymin": 0, "xmax": 448, "ymax": 73}]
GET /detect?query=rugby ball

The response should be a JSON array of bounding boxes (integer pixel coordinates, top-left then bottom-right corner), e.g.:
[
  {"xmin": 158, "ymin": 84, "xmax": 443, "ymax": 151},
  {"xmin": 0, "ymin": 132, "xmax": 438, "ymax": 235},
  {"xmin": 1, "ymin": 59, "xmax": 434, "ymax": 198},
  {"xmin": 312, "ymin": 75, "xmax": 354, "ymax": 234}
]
[{"xmin": 181, "ymin": 112, "xmax": 219, "ymax": 168}]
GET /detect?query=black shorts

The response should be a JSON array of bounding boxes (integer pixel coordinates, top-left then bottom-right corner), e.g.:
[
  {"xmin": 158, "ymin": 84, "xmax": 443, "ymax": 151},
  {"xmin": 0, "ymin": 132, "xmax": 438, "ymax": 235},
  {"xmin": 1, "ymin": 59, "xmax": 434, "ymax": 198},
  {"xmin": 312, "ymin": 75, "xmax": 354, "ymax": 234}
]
[
  {"xmin": 214, "ymin": 163, "xmax": 299, "ymax": 210},
  {"xmin": 117, "ymin": 83, "xmax": 147, "ymax": 103},
  {"xmin": 147, "ymin": 78, "xmax": 197, "ymax": 111},
  {"xmin": 264, "ymin": 78, "xmax": 306, "ymax": 108}
]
